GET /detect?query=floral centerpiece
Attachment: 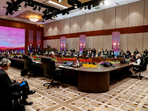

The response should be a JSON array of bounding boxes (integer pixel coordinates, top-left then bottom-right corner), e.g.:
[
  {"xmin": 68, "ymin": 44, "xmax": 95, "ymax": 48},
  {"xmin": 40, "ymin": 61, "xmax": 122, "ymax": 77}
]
[
  {"xmin": 99, "ymin": 61, "xmax": 112, "ymax": 67},
  {"xmin": 83, "ymin": 64, "xmax": 99, "ymax": 68}
]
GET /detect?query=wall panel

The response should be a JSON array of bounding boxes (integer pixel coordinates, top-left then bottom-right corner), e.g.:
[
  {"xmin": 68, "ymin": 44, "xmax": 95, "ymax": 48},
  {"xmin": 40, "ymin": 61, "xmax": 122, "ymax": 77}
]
[
  {"xmin": 129, "ymin": 2, "xmax": 137, "ymax": 27},
  {"xmin": 116, "ymin": 4, "xmax": 129, "ymax": 28},
  {"xmin": 104, "ymin": 7, "xmax": 115, "ymax": 29},
  {"xmin": 128, "ymin": 34, "xmax": 135, "ymax": 52},
  {"xmin": 64, "ymin": 18, "xmax": 71, "ymax": 34},
  {"xmin": 144, "ymin": 0, "xmax": 148, "ymax": 25},
  {"xmin": 53, "ymin": 21, "xmax": 59, "ymax": 35},
  {"xmin": 70, "ymin": 16, "xmax": 78, "ymax": 33},
  {"xmin": 135, "ymin": 0, "xmax": 144, "ymax": 26},
  {"xmin": 135, "ymin": 33, "xmax": 143, "ymax": 53},
  {"xmin": 94, "ymin": 10, "xmax": 104, "ymax": 30},
  {"xmin": 93, "ymin": 36, "xmax": 104, "ymax": 50},
  {"xmin": 86, "ymin": 13, "xmax": 94, "ymax": 31},
  {"xmin": 143, "ymin": 33, "xmax": 148, "ymax": 51},
  {"xmin": 86, "ymin": 36, "xmax": 94, "ymax": 49},
  {"xmin": 120, "ymin": 34, "xmax": 128, "ymax": 52},
  {"xmin": 103, "ymin": 35, "xmax": 112, "ymax": 50},
  {"xmin": 59, "ymin": 20, "xmax": 64, "ymax": 34},
  {"xmin": 77, "ymin": 14, "xmax": 86, "ymax": 32}
]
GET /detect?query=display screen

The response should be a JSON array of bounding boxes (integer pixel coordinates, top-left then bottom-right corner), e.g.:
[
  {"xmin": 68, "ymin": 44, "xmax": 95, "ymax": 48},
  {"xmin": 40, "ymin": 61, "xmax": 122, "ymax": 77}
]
[{"xmin": 0, "ymin": 26, "xmax": 25, "ymax": 53}]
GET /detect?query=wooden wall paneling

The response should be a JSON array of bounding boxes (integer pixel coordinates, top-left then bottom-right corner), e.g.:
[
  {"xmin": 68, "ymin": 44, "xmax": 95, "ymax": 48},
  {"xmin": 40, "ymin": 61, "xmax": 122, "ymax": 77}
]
[
  {"xmin": 135, "ymin": 33, "xmax": 143, "ymax": 53},
  {"xmin": 136, "ymin": 0, "xmax": 144, "ymax": 26},
  {"xmin": 103, "ymin": 35, "xmax": 112, "ymax": 50},
  {"xmin": 0, "ymin": 19, "xmax": 7, "ymax": 26},
  {"xmin": 86, "ymin": 12, "xmax": 94, "ymax": 31},
  {"xmin": 86, "ymin": 36, "xmax": 94, "ymax": 49},
  {"xmin": 70, "ymin": 16, "xmax": 78, "ymax": 33},
  {"xmin": 120, "ymin": 34, "xmax": 128, "ymax": 52},
  {"xmin": 77, "ymin": 14, "xmax": 86, "ymax": 32},
  {"xmin": 41, "ymin": 27, "xmax": 44, "ymax": 49},
  {"xmin": 143, "ymin": 33, "xmax": 148, "ymax": 51},
  {"xmin": 94, "ymin": 10, "xmax": 104, "ymax": 30},
  {"xmin": 64, "ymin": 18, "xmax": 71, "ymax": 34},
  {"xmin": 129, "ymin": 2, "xmax": 137, "ymax": 27},
  {"xmin": 144, "ymin": 0, "xmax": 148, "ymax": 25},
  {"xmin": 33, "ymin": 26, "xmax": 37, "ymax": 48}
]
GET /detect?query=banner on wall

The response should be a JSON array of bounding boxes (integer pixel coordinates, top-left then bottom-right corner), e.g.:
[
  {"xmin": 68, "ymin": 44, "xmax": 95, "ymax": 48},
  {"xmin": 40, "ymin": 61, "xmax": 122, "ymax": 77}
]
[
  {"xmin": 79, "ymin": 35, "xmax": 86, "ymax": 53},
  {"xmin": 60, "ymin": 37, "xmax": 66, "ymax": 51},
  {"xmin": 112, "ymin": 32, "xmax": 120, "ymax": 56}
]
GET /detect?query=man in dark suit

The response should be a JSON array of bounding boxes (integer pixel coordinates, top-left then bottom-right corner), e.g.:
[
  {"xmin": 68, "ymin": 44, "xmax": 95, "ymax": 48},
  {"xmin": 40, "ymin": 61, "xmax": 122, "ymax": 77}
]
[
  {"xmin": 91, "ymin": 52, "xmax": 95, "ymax": 57},
  {"xmin": 101, "ymin": 49, "xmax": 104, "ymax": 54},
  {"xmin": 86, "ymin": 51, "xmax": 91, "ymax": 57},
  {"xmin": 126, "ymin": 49, "xmax": 131, "ymax": 58},
  {"xmin": 72, "ymin": 48, "xmax": 75, "ymax": 53},
  {"xmin": 110, "ymin": 49, "xmax": 114, "ymax": 58},
  {"xmin": 0, "ymin": 58, "xmax": 35, "ymax": 110},
  {"xmin": 120, "ymin": 49, "xmax": 124, "ymax": 57},
  {"xmin": 134, "ymin": 48, "xmax": 139, "ymax": 55},
  {"xmin": 143, "ymin": 49, "xmax": 148, "ymax": 56}
]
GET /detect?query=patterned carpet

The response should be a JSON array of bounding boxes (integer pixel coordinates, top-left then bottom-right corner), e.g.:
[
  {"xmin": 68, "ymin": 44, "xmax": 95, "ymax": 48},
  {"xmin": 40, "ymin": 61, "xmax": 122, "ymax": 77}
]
[{"xmin": 7, "ymin": 66, "xmax": 148, "ymax": 111}]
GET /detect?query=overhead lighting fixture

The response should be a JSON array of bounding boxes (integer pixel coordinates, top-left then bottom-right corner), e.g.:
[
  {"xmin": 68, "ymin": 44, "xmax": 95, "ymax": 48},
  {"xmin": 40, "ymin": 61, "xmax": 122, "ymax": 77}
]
[
  {"xmin": 37, "ymin": 5, "xmax": 41, "ymax": 11},
  {"xmin": 104, "ymin": 0, "xmax": 109, "ymax": 5},
  {"xmin": 33, "ymin": 5, "xmax": 37, "ymax": 11},
  {"xmin": 29, "ymin": 18, "xmax": 39, "ymax": 22},
  {"xmin": 48, "ymin": 0, "xmax": 67, "ymax": 9},
  {"xmin": 57, "ymin": 0, "xmax": 62, "ymax": 3},
  {"xmin": 73, "ymin": 4, "xmax": 77, "ymax": 8}
]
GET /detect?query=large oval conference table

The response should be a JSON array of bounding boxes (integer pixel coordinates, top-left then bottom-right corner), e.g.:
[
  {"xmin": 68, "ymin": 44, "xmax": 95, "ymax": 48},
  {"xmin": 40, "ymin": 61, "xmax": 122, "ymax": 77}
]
[
  {"xmin": 4, "ymin": 57, "xmax": 133, "ymax": 93},
  {"xmin": 58, "ymin": 63, "xmax": 132, "ymax": 93}
]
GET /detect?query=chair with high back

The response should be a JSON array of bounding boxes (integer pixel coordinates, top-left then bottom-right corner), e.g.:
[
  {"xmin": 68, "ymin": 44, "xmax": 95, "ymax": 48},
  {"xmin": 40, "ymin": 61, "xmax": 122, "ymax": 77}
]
[
  {"xmin": 133, "ymin": 56, "xmax": 148, "ymax": 80},
  {"xmin": 41, "ymin": 57, "xmax": 63, "ymax": 89},
  {"xmin": 22, "ymin": 54, "xmax": 36, "ymax": 78}
]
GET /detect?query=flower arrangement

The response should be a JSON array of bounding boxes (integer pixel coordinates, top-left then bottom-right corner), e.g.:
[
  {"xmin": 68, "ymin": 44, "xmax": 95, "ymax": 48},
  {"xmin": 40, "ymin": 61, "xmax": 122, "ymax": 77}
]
[
  {"xmin": 99, "ymin": 61, "xmax": 112, "ymax": 67},
  {"xmin": 83, "ymin": 64, "xmax": 99, "ymax": 68}
]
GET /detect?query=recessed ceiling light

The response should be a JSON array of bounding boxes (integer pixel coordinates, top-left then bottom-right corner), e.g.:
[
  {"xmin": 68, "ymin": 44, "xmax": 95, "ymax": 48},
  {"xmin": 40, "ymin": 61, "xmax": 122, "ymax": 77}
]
[
  {"xmin": 48, "ymin": 0, "xmax": 67, "ymax": 9},
  {"xmin": 1, "ymin": 7, "xmax": 3, "ymax": 9}
]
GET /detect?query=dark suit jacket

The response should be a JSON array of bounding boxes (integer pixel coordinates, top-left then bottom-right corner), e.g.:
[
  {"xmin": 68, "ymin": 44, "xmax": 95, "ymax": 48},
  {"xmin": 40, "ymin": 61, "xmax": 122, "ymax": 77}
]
[
  {"xmin": 134, "ymin": 51, "xmax": 139, "ymax": 55},
  {"xmin": 120, "ymin": 51, "xmax": 124, "ymax": 56},
  {"xmin": 0, "ymin": 69, "xmax": 20, "ymax": 102},
  {"xmin": 143, "ymin": 51, "xmax": 148, "ymax": 56},
  {"xmin": 86, "ymin": 53, "xmax": 91, "ymax": 57}
]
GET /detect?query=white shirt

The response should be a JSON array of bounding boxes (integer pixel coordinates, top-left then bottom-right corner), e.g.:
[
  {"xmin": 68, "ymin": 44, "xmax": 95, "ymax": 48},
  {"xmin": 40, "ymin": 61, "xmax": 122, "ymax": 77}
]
[{"xmin": 133, "ymin": 59, "xmax": 141, "ymax": 66}]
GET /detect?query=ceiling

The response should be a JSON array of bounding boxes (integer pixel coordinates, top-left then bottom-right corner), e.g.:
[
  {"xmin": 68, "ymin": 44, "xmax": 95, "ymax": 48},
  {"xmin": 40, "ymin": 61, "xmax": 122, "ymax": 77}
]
[{"xmin": 0, "ymin": 0, "xmax": 141, "ymax": 25}]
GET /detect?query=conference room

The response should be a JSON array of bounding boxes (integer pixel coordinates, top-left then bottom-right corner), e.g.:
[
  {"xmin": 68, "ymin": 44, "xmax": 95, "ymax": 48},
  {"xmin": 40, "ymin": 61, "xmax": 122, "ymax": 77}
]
[{"xmin": 0, "ymin": 0, "xmax": 148, "ymax": 111}]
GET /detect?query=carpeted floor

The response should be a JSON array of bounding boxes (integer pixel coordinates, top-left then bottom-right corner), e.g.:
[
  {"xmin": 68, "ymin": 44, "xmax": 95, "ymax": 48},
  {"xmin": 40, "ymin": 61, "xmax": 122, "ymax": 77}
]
[{"xmin": 7, "ymin": 66, "xmax": 148, "ymax": 111}]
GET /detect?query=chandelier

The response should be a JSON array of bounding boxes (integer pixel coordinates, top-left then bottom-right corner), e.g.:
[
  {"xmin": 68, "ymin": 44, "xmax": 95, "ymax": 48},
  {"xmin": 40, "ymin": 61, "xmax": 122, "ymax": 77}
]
[{"xmin": 29, "ymin": 18, "xmax": 39, "ymax": 22}]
